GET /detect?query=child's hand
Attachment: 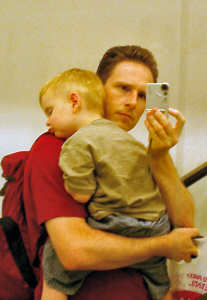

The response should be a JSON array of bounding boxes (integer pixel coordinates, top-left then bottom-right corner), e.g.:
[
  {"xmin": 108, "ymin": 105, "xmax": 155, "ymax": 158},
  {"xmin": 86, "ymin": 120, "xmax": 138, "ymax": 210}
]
[{"xmin": 144, "ymin": 107, "xmax": 186, "ymax": 155}]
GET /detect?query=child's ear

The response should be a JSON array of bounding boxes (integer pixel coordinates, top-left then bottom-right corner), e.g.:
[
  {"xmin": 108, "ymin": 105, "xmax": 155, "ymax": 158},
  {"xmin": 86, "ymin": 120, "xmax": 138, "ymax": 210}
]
[{"xmin": 70, "ymin": 92, "xmax": 81, "ymax": 113}]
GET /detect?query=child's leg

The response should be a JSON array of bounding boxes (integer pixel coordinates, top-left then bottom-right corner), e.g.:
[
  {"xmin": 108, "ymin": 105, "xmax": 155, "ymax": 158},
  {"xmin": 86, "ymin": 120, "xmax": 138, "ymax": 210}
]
[{"xmin": 41, "ymin": 277, "xmax": 68, "ymax": 300}]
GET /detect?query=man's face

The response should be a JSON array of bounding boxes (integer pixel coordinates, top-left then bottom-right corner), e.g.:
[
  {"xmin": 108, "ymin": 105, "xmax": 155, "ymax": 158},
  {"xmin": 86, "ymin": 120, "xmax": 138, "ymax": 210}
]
[{"xmin": 104, "ymin": 60, "xmax": 154, "ymax": 131}]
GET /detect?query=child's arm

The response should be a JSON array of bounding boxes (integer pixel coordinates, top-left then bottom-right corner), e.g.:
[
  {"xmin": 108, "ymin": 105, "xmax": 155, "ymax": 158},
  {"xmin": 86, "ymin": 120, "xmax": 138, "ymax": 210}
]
[
  {"xmin": 64, "ymin": 182, "xmax": 92, "ymax": 203},
  {"xmin": 59, "ymin": 133, "xmax": 96, "ymax": 204}
]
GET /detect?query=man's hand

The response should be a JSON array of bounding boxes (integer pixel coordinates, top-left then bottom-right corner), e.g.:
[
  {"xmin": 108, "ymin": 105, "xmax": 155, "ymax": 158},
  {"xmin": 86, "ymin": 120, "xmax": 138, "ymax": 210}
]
[
  {"xmin": 144, "ymin": 107, "xmax": 186, "ymax": 155},
  {"xmin": 162, "ymin": 227, "xmax": 200, "ymax": 262}
]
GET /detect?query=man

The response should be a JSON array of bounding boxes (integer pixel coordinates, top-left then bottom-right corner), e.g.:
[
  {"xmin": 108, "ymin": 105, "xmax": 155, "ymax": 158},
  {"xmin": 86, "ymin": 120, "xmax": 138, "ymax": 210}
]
[{"xmin": 23, "ymin": 45, "xmax": 199, "ymax": 300}]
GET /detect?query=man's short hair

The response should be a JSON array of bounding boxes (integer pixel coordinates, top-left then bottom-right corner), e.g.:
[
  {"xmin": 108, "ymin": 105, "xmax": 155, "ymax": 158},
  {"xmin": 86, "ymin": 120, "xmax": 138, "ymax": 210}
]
[
  {"xmin": 97, "ymin": 45, "xmax": 158, "ymax": 83},
  {"xmin": 39, "ymin": 68, "xmax": 105, "ymax": 115}
]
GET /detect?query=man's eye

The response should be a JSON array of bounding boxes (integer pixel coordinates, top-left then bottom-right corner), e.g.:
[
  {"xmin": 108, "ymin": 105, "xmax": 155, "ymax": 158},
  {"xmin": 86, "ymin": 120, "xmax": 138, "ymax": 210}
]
[
  {"xmin": 120, "ymin": 85, "xmax": 130, "ymax": 91},
  {"xmin": 138, "ymin": 92, "xmax": 146, "ymax": 99}
]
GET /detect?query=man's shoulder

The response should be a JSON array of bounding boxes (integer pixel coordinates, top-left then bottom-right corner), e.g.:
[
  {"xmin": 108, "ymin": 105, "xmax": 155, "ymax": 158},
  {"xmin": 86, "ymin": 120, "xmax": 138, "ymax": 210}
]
[
  {"xmin": 26, "ymin": 132, "xmax": 66, "ymax": 170},
  {"xmin": 30, "ymin": 132, "xmax": 65, "ymax": 154},
  {"xmin": 34, "ymin": 132, "xmax": 65, "ymax": 147}
]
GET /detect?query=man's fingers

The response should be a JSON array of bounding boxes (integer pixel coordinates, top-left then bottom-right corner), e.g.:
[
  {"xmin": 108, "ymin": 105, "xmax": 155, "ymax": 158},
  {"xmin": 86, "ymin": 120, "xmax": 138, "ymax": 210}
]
[
  {"xmin": 168, "ymin": 107, "xmax": 185, "ymax": 121},
  {"xmin": 145, "ymin": 107, "xmax": 187, "ymax": 152},
  {"xmin": 184, "ymin": 249, "xmax": 198, "ymax": 263},
  {"xmin": 190, "ymin": 228, "xmax": 200, "ymax": 238},
  {"xmin": 146, "ymin": 108, "xmax": 177, "ymax": 140},
  {"xmin": 189, "ymin": 229, "xmax": 200, "ymax": 260},
  {"xmin": 168, "ymin": 108, "xmax": 186, "ymax": 137},
  {"xmin": 184, "ymin": 257, "xmax": 192, "ymax": 263},
  {"xmin": 146, "ymin": 114, "xmax": 166, "ymax": 138}
]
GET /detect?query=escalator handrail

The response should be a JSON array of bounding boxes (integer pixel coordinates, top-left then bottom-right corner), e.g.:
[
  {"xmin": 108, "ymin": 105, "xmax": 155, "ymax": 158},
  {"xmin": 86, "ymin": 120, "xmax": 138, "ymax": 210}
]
[{"xmin": 181, "ymin": 161, "xmax": 207, "ymax": 187}]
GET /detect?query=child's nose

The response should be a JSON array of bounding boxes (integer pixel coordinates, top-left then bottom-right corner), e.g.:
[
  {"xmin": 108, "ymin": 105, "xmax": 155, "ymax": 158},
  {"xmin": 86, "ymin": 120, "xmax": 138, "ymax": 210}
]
[{"xmin": 46, "ymin": 119, "xmax": 50, "ymax": 127}]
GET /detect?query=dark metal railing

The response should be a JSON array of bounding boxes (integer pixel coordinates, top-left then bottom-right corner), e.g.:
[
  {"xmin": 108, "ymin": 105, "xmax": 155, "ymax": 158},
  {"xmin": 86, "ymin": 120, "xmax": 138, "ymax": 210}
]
[{"xmin": 181, "ymin": 162, "xmax": 207, "ymax": 187}]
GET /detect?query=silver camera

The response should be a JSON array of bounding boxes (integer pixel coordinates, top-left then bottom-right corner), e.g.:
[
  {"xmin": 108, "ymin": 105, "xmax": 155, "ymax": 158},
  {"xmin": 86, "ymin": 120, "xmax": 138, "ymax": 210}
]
[{"xmin": 146, "ymin": 83, "xmax": 170, "ymax": 112}]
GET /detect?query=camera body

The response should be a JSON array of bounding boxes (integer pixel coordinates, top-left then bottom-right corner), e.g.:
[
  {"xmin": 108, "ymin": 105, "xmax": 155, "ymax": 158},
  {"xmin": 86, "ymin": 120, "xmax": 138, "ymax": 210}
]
[{"xmin": 146, "ymin": 83, "xmax": 170, "ymax": 112}]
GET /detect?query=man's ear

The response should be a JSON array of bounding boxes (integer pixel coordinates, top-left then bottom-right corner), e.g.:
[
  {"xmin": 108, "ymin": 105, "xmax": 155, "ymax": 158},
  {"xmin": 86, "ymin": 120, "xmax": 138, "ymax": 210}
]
[{"xmin": 70, "ymin": 92, "xmax": 81, "ymax": 113}]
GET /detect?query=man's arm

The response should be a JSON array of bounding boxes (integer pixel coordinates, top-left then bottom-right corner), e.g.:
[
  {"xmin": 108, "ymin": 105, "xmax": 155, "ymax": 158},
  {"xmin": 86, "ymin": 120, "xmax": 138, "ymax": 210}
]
[
  {"xmin": 145, "ymin": 108, "xmax": 195, "ymax": 227},
  {"xmin": 149, "ymin": 151, "xmax": 195, "ymax": 227},
  {"xmin": 46, "ymin": 216, "xmax": 199, "ymax": 271}
]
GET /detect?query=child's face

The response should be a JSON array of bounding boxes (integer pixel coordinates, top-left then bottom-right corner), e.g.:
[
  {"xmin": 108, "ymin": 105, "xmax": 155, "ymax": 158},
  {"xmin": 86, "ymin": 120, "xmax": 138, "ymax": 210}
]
[{"xmin": 41, "ymin": 89, "xmax": 78, "ymax": 138}]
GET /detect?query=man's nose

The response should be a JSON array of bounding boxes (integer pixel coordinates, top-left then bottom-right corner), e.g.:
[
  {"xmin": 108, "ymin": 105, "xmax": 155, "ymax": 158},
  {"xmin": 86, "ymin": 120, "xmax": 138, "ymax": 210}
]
[{"xmin": 125, "ymin": 92, "xmax": 137, "ymax": 108}]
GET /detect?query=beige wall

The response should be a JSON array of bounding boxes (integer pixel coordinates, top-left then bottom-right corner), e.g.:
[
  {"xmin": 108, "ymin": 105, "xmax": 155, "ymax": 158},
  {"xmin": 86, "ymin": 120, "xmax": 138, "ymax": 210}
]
[
  {"xmin": 0, "ymin": 0, "xmax": 206, "ymax": 232},
  {"xmin": 174, "ymin": 0, "xmax": 207, "ymax": 233}
]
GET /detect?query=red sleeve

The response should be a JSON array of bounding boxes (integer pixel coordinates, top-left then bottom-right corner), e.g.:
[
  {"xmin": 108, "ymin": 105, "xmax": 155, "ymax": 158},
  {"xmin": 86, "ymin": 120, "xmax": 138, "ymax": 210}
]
[{"xmin": 24, "ymin": 133, "xmax": 87, "ymax": 225}]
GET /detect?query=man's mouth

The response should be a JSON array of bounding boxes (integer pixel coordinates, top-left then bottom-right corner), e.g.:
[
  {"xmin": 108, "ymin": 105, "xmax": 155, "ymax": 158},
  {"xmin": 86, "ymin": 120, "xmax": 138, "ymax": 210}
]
[{"xmin": 117, "ymin": 112, "xmax": 132, "ymax": 120}]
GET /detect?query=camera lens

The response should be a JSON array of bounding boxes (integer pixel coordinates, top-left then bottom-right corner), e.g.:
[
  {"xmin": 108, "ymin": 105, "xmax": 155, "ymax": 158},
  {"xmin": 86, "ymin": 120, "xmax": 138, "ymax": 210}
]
[{"xmin": 161, "ymin": 84, "xmax": 168, "ymax": 90}]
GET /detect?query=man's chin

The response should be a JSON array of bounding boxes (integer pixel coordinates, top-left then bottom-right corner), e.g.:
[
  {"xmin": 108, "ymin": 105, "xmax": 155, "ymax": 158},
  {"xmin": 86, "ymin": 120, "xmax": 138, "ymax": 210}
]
[{"xmin": 115, "ymin": 121, "xmax": 134, "ymax": 131}]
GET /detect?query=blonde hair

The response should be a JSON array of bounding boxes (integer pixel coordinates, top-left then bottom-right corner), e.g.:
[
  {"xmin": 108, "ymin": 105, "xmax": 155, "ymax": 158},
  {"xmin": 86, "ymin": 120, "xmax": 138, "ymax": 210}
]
[{"xmin": 39, "ymin": 68, "xmax": 105, "ymax": 115}]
